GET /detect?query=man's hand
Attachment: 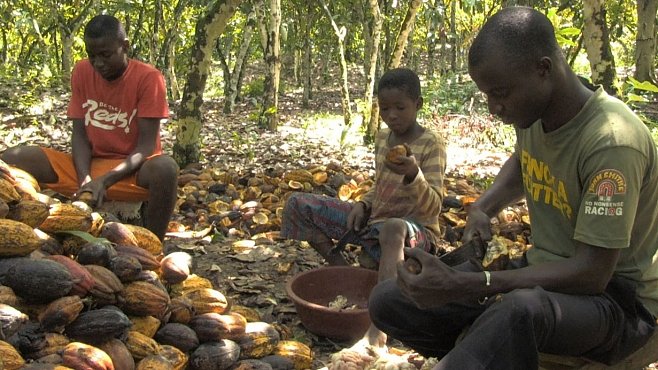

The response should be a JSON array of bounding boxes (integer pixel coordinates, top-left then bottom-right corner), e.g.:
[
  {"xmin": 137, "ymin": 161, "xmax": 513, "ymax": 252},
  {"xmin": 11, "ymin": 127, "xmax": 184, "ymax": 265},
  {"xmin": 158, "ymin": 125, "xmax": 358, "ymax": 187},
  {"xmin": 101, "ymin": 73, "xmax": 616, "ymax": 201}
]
[
  {"xmin": 76, "ymin": 177, "xmax": 108, "ymax": 207},
  {"xmin": 347, "ymin": 202, "xmax": 368, "ymax": 232},
  {"xmin": 462, "ymin": 206, "xmax": 493, "ymax": 244},
  {"xmin": 397, "ymin": 248, "xmax": 465, "ymax": 309}
]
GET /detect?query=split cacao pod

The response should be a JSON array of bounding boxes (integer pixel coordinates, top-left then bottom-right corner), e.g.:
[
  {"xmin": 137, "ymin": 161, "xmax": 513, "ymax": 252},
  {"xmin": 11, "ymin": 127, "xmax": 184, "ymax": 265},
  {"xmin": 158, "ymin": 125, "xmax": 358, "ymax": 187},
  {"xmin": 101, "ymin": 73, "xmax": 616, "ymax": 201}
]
[
  {"xmin": 189, "ymin": 312, "xmax": 247, "ymax": 342},
  {"xmin": 61, "ymin": 342, "xmax": 114, "ymax": 370},
  {"xmin": 38, "ymin": 295, "xmax": 84, "ymax": 333},
  {"xmin": 125, "ymin": 330, "xmax": 162, "ymax": 360},
  {"xmin": 189, "ymin": 340, "xmax": 241, "ymax": 370},
  {"xmin": 65, "ymin": 307, "xmax": 132, "ymax": 344},
  {"xmin": 385, "ymin": 144, "xmax": 409, "ymax": 164},
  {"xmin": 98, "ymin": 338, "xmax": 135, "ymax": 370},
  {"xmin": 45, "ymin": 255, "xmax": 95, "ymax": 297},
  {"xmin": 121, "ymin": 281, "xmax": 170, "ymax": 318},
  {"xmin": 4, "ymin": 259, "xmax": 72, "ymax": 303},
  {"xmin": 0, "ymin": 219, "xmax": 44, "ymax": 257},
  {"xmin": 154, "ymin": 323, "xmax": 200, "ymax": 353}
]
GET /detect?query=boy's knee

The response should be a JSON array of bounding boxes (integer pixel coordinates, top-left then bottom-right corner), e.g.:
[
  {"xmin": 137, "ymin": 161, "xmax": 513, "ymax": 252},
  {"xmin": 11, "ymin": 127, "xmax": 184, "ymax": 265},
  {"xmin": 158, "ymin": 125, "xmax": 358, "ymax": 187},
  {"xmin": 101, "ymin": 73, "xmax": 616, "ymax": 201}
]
[
  {"xmin": 379, "ymin": 218, "xmax": 407, "ymax": 238},
  {"xmin": 1, "ymin": 146, "xmax": 22, "ymax": 164}
]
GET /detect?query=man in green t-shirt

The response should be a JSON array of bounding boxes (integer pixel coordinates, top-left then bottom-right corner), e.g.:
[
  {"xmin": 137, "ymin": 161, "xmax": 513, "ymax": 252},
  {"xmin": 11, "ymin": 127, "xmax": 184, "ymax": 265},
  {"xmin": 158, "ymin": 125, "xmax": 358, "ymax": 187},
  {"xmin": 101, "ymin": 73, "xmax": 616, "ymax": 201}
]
[{"xmin": 367, "ymin": 6, "xmax": 658, "ymax": 369}]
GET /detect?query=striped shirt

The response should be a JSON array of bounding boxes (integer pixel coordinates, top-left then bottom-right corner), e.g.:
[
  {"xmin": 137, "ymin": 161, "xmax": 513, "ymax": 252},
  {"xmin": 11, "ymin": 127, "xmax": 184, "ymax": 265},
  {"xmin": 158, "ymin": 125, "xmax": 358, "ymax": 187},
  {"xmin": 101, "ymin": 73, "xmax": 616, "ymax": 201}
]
[{"xmin": 361, "ymin": 127, "xmax": 446, "ymax": 239}]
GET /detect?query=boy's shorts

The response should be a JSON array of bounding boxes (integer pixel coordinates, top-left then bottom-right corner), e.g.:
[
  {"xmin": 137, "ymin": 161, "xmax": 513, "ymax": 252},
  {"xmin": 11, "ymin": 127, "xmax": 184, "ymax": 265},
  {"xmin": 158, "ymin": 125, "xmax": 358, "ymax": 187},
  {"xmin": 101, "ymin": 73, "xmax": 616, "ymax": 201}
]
[
  {"xmin": 41, "ymin": 148, "xmax": 150, "ymax": 201},
  {"xmin": 281, "ymin": 192, "xmax": 437, "ymax": 261}
]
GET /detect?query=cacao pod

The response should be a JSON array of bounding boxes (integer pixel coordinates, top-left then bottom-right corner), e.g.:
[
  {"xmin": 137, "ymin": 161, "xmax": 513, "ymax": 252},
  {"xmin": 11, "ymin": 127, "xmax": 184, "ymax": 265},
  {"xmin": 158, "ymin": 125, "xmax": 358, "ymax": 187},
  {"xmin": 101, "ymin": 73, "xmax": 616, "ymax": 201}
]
[
  {"xmin": 28, "ymin": 332, "xmax": 70, "ymax": 360},
  {"xmin": 183, "ymin": 288, "xmax": 230, "ymax": 315},
  {"xmin": 110, "ymin": 255, "xmax": 143, "ymax": 283},
  {"xmin": 100, "ymin": 221, "xmax": 139, "ymax": 247},
  {"xmin": 136, "ymin": 355, "xmax": 174, "ymax": 370},
  {"xmin": 238, "ymin": 322, "xmax": 280, "ymax": 359},
  {"xmin": 189, "ymin": 312, "xmax": 247, "ymax": 343},
  {"xmin": 0, "ymin": 285, "xmax": 19, "ymax": 307},
  {"xmin": 84, "ymin": 265, "xmax": 124, "ymax": 306},
  {"xmin": 129, "ymin": 315, "xmax": 161, "ymax": 338},
  {"xmin": 121, "ymin": 281, "xmax": 170, "ymax": 318},
  {"xmin": 4, "ymin": 259, "xmax": 72, "ymax": 303},
  {"xmin": 76, "ymin": 242, "xmax": 117, "ymax": 267},
  {"xmin": 61, "ymin": 342, "xmax": 114, "ymax": 370},
  {"xmin": 6, "ymin": 199, "xmax": 49, "ymax": 228},
  {"xmin": 0, "ymin": 303, "xmax": 28, "ymax": 340},
  {"xmin": 0, "ymin": 339, "xmax": 25, "ymax": 370},
  {"xmin": 38, "ymin": 295, "xmax": 84, "ymax": 333},
  {"xmin": 0, "ymin": 219, "xmax": 44, "ymax": 257},
  {"xmin": 0, "ymin": 198, "xmax": 8, "ymax": 218},
  {"xmin": 125, "ymin": 330, "xmax": 162, "ymax": 360},
  {"xmin": 115, "ymin": 244, "xmax": 161, "ymax": 271},
  {"xmin": 0, "ymin": 177, "xmax": 21, "ymax": 203},
  {"xmin": 45, "ymin": 255, "xmax": 95, "ymax": 297},
  {"xmin": 160, "ymin": 252, "xmax": 192, "ymax": 284},
  {"xmin": 98, "ymin": 338, "xmax": 135, "ymax": 370},
  {"xmin": 260, "ymin": 355, "xmax": 295, "ymax": 370},
  {"xmin": 232, "ymin": 359, "xmax": 274, "ymax": 370},
  {"xmin": 65, "ymin": 307, "xmax": 132, "ymax": 344},
  {"xmin": 169, "ymin": 274, "xmax": 213, "ymax": 297},
  {"xmin": 189, "ymin": 340, "xmax": 241, "ymax": 370},
  {"xmin": 154, "ymin": 323, "xmax": 200, "ymax": 353},
  {"xmin": 230, "ymin": 305, "xmax": 261, "ymax": 322},
  {"xmin": 272, "ymin": 341, "xmax": 313, "ymax": 370},
  {"xmin": 167, "ymin": 296, "xmax": 195, "ymax": 324},
  {"xmin": 159, "ymin": 344, "xmax": 189, "ymax": 370},
  {"xmin": 39, "ymin": 203, "xmax": 93, "ymax": 233},
  {"xmin": 124, "ymin": 224, "xmax": 163, "ymax": 255}
]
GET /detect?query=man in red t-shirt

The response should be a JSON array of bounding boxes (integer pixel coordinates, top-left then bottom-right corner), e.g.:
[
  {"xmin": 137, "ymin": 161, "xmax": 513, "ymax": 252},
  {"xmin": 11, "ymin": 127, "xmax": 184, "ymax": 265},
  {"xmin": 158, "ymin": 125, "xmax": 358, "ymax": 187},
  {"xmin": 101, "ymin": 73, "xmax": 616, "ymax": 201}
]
[{"xmin": 1, "ymin": 14, "xmax": 178, "ymax": 240}]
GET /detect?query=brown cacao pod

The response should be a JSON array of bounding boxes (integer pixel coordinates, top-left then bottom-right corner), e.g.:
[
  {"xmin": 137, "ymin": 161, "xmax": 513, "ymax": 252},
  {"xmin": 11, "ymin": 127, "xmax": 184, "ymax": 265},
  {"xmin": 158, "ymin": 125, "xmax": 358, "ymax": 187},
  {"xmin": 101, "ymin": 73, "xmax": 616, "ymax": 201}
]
[
  {"xmin": 123, "ymin": 224, "xmax": 163, "ymax": 255},
  {"xmin": 238, "ymin": 322, "xmax": 280, "ymax": 359},
  {"xmin": 0, "ymin": 285, "xmax": 19, "ymax": 306},
  {"xmin": 231, "ymin": 359, "xmax": 274, "ymax": 370},
  {"xmin": 76, "ymin": 242, "xmax": 118, "ymax": 267},
  {"xmin": 35, "ymin": 353, "xmax": 64, "ymax": 364},
  {"xmin": 115, "ymin": 244, "xmax": 161, "ymax": 271},
  {"xmin": 260, "ymin": 355, "xmax": 294, "ymax": 370},
  {"xmin": 38, "ymin": 295, "xmax": 84, "ymax": 333},
  {"xmin": 7, "ymin": 199, "xmax": 49, "ymax": 228},
  {"xmin": 9, "ymin": 166, "xmax": 39, "ymax": 191},
  {"xmin": 19, "ymin": 364, "xmax": 73, "ymax": 370},
  {"xmin": 125, "ymin": 330, "xmax": 162, "ymax": 360},
  {"xmin": 84, "ymin": 265, "xmax": 124, "ymax": 305},
  {"xmin": 189, "ymin": 312, "xmax": 247, "ymax": 343},
  {"xmin": 4, "ymin": 259, "xmax": 72, "ymax": 303},
  {"xmin": 189, "ymin": 340, "xmax": 240, "ymax": 370},
  {"xmin": 61, "ymin": 342, "xmax": 114, "ymax": 370},
  {"xmin": 27, "ymin": 332, "xmax": 70, "ymax": 360},
  {"xmin": 0, "ymin": 339, "xmax": 26, "ymax": 370},
  {"xmin": 272, "ymin": 341, "xmax": 313, "ymax": 370},
  {"xmin": 45, "ymin": 255, "xmax": 95, "ymax": 297},
  {"xmin": 154, "ymin": 323, "xmax": 200, "ymax": 353},
  {"xmin": 0, "ymin": 177, "xmax": 21, "ymax": 203},
  {"xmin": 0, "ymin": 198, "xmax": 9, "ymax": 218},
  {"xmin": 160, "ymin": 252, "xmax": 192, "ymax": 284},
  {"xmin": 110, "ymin": 255, "xmax": 143, "ymax": 283},
  {"xmin": 136, "ymin": 355, "xmax": 174, "ymax": 370},
  {"xmin": 129, "ymin": 315, "xmax": 161, "ymax": 338},
  {"xmin": 183, "ymin": 288, "xmax": 230, "ymax": 315},
  {"xmin": 0, "ymin": 303, "xmax": 28, "ymax": 340},
  {"xmin": 0, "ymin": 219, "xmax": 44, "ymax": 257},
  {"xmin": 98, "ymin": 338, "xmax": 135, "ymax": 370},
  {"xmin": 101, "ymin": 221, "xmax": 139, "ymax": 247},
  {"xmin": 167, "ymin": 296, "xmax": 195, "ymax": 324},
  {"xmin": 121, "ymin": 281, "xmax": 170, "ymax": 318},
  {"xmin": 159, "ymin": 344, "xmax": 189, "ymax": 370},
  {"xmin": 169, "ymin": 274, "xmax": 213, "ymax": 297},
  {"xmin": 65, "ymin": 307, "xmax": 132, "ymax": 344}
]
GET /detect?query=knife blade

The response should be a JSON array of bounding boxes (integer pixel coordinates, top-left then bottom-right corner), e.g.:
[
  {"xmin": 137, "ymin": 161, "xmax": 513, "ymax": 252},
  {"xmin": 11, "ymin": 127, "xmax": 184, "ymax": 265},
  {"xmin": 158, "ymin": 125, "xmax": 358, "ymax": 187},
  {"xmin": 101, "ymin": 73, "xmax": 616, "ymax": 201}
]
[{"xmin": 438, "ymin": 236, "xmax": 487, "ymax": 266}]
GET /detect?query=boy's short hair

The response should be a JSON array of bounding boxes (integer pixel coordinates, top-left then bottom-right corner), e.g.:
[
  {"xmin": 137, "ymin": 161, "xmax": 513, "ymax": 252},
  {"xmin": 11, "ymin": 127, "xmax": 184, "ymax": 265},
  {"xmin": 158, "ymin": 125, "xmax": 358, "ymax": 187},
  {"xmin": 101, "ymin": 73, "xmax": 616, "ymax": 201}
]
[
  {"xmin": 468, "ymin": 7, "xmax": 560, "ymax": 69},
  {"xmin": 378, "ymin": 68, "xmax": 421, "ymax": 101},
  {"xmin": 84, "ymin": 15, "xmax": 127, "ymax": 41}
]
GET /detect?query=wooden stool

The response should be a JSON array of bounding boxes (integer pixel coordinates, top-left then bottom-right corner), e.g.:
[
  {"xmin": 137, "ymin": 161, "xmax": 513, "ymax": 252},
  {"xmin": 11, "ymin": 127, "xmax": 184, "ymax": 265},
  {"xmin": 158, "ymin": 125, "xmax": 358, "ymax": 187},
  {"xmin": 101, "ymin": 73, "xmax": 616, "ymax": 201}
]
[{"xmin": 539, "ymin": 325, "xmax": 658, "ymax": 369}]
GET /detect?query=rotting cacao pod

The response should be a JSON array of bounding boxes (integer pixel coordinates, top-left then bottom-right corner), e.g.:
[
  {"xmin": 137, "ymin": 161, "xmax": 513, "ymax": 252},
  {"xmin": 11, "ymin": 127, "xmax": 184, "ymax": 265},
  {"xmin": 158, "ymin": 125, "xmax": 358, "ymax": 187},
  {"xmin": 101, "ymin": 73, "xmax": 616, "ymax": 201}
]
[
  {"xmin": 154, "ymin": 323, "xmax": 200, "ymax": 353},
  {"xmin": 4, "ymin": 259, "xmax": 72, "ymax": 303},
  {"xmin": 189, "ymin": 340, "xmax": 241, "ymax": 370},
  {"xmin": 65, "ymin": 307, "xmax": 132, "ymax": 344}
]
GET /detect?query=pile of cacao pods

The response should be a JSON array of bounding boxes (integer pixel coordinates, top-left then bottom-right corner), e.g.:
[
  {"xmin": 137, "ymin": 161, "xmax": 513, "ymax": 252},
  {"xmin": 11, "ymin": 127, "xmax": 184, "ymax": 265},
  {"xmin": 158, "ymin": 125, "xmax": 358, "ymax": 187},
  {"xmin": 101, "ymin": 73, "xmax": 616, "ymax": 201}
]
[{"xmin": 0, "ymin": 161, "xmax": 314, "ymax": 370}]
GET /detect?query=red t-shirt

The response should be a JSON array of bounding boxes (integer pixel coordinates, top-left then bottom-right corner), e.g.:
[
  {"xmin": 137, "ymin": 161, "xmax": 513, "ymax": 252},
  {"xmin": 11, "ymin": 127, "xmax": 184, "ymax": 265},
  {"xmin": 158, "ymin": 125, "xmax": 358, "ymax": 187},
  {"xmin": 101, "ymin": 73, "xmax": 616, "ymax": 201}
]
[{"xmin": 67, "ymin": 59, "xmax": 168, "ymax": 159}]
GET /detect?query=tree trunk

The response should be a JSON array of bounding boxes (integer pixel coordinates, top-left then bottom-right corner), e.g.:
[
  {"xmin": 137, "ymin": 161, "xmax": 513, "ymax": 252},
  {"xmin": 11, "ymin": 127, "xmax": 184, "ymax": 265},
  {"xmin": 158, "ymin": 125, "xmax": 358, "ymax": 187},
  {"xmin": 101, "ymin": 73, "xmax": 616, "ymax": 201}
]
[
  {"xmin": 59, "ymin": 0, "xmax": 97, "ymax": 87},
  {"xmin": 582, "ymin": 0, "xmax": 617, "ymax": 95},
  {"xmin": 361, "ymin": 0, "xmax": 382, "ymax": 142},
  {"xmin": 634, "ymin": 0, "xmax": 658, "ymax": 83},
  {"xmin": 449, "ymin": 0, "xmax": 456, "ymax": 71},
  {"xmin": 320, "ymin": 0, "xmax": 353, "ymax": 147},
  {"xmin": 150, "ymin": 0, "xmax": 162, "ymax": 65},
  {"xmin": 387, "ymin": 0, "xmax": 422, "ymax": 69},
  {"xmin": 301, "ymin": 3, "xmax": 315, "ymax": 108},
  {"xmin": 173, "ymin": 0, "xmax": 242, "ymax": 167},
  {"xmin": 258, "ymin": 0, "xmax": 281, "ymax": 130},
  {"xmin": 159, "ymin": 0, "xmax": 188, "ymax": 100},
  {"xmin": 224, "ymin": 12, "xmax": 255, "ymax": 113}
]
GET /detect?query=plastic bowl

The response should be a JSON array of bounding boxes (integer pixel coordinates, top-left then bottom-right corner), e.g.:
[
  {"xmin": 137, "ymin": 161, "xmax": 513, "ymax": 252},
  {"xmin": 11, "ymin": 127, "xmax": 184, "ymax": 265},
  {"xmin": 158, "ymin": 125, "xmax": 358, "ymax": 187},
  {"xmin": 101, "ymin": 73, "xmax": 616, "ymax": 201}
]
[{"xmin": 285, "ymin": 266, "xmax": 378, "ymax": 342}]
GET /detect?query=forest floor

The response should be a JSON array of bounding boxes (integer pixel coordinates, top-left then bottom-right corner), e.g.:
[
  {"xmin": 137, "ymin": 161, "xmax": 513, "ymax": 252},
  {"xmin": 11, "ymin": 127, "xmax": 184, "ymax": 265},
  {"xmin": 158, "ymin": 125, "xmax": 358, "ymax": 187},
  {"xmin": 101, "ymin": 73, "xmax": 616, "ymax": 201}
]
[{"xmin": 2, "ymin": 80, "xmax": 656, "ymax": 369}]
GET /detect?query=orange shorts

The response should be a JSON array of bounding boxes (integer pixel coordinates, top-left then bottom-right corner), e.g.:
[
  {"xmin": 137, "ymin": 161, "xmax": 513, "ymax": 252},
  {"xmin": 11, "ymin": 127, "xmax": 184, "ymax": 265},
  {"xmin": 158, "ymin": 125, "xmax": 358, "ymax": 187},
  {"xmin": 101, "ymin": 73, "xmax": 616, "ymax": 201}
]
[{"xmin": 41, "ymin": 148, "xmax": 150, "ymax": 201}]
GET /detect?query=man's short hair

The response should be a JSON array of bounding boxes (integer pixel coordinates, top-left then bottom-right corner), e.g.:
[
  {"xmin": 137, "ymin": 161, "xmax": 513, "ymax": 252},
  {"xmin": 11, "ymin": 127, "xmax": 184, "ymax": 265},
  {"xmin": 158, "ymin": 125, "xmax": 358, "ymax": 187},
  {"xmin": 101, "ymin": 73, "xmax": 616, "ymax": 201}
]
[
  {"xmin": 468, "ymin": 7, "xmax": 561, "ymax": 68},
  {"xmin": 84, "ymin": 14, "xmax": 127, "ymax": 41},
  {"xmin": 378, "ymin": 68, "xmax": 422, "ymax": 101}
]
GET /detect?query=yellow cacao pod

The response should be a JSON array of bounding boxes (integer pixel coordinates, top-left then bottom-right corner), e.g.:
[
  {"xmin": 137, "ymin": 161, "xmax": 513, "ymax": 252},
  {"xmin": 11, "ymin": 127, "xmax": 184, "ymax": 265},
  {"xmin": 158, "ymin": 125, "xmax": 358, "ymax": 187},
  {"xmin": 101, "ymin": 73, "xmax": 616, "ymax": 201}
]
[
  {"xmin": 0, "ymin": 178, "xmax": 20, "ymax": 203},
  {"xmin": 273, "ymin": 341, "xmax": 313, "ymax": 370},
  {"xmin": 0, "ymin": 219, "xmax": 43, "ymax": 257},
  {"xmin": 124, "ymin": 224, "xmax": 163, "ymax": 255},
  {"xmin": 130, "ymin": 315, "xmax": 162, "ymax": 338},
  {"xmin": 0, "ymin": 339, "xmax": 25, "ymax": 370},
  {"xmin": 7, "ymin": 199, "xmax": 49, "ymax": 228},
  {"xmin": 125, "ymin": 330, "xmax": 162, "ymax": 360}
]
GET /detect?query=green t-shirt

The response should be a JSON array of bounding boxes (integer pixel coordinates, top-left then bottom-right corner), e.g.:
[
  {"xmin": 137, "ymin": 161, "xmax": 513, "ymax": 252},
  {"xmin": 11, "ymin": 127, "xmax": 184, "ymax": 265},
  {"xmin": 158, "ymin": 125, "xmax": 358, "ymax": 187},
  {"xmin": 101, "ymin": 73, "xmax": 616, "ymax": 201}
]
[{"xmin": 517, "ymin": 88, "xmax": 658, "ymax": 316}]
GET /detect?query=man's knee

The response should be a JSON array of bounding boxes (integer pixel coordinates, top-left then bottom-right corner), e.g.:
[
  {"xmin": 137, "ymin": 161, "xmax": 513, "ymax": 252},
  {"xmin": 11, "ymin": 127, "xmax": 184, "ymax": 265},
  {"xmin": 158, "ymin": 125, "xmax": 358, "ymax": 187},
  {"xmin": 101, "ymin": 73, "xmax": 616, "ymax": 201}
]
[
  {"xmin": 138, "ymin": 155, "xmax": 179, "ymax": 188},
  {"xmin": 369, "ymin": 279, "xmax": 399, "ymax": 322},
  {"xmin": 488, "ymin": 287, "xmax": 552, "ymax": 320}
]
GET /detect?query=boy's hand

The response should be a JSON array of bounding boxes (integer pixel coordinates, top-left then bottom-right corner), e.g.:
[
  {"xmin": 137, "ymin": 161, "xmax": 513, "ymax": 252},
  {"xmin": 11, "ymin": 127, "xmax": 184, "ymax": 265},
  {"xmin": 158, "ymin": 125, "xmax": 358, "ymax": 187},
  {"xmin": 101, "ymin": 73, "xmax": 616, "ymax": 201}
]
[
  {"xmin": 347, "ymin": 202, "xmax": 368, "ymax": 232},
  {"xmin": 385, "ymin": 147, "xmax": 419, "ymax": 183}
]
